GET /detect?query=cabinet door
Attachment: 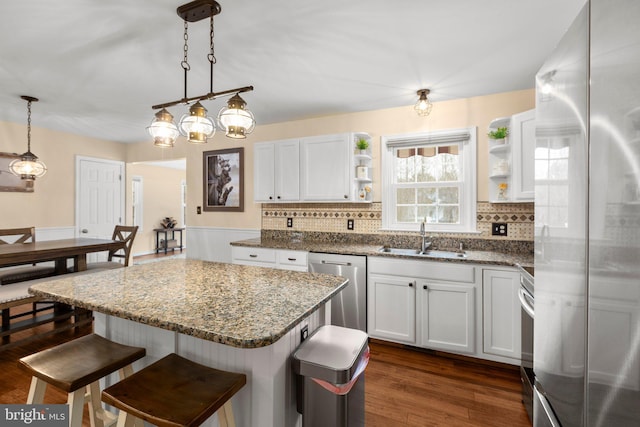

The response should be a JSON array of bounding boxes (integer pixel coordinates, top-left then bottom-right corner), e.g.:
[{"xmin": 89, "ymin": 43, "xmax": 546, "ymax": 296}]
[
  {"xmin": 368, "ymin": 274, "xmax": 416, "ymax": 344},
  {"xmin": 511, "ymin": 109, "xmax": 535, "ymax": 201},
  {"xmin": 482, "ymin": 269, "xmax": 521, "ymax": 359},
  {"xmin": 300, "ymin": 134, "xmax": 351, "ymax": 201},
  {"xmin": 274, "ymin": 140, "xmax": 300, "ymax": 201},
  {"xmin": 420, "ymin": 282, "xmax": 475, "ymax": 354},
  {"xmin": 254, "ymin": 142, "xmax": 275, "ymax": 202}
]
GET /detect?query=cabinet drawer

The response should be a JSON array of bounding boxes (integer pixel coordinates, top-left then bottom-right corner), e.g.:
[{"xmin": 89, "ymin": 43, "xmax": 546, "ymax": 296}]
[
  {"xmin": 231, "ymin": 247, "xmax": 276, "ymax": 264},
  {"xmin": 277, "ymin": 250, "xmax": 308, "ymax": 268}
]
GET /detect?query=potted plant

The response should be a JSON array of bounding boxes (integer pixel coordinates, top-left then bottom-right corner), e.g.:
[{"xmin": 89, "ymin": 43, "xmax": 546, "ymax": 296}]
[
  {"xmin": 488, "ymin": 127, "xmax": 509, "ymax": 144},
  {"xmin": 355, "ymin": 138, "xmax": 369, "ymax": 154}
]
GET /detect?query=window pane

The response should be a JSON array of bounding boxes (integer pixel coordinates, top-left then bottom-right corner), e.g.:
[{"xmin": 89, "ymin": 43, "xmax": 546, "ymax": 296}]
[
  {"xmin": 397, "ymin": 188, "xmax": 415, "ymax": 204},
  {"xmin": 416, "ymin": 153, "xmax": 437, "ymax": 182},
  {"xmin": 438, "ymin": 146, "xmax": 460, "ymax": 181},
  {"xmin": 397, "ymin": 206, "xmax": 416, "ymax": 223},
  {"xmin": 417, "ymin": 187, "xmax": 436, "ymax": 204},
  {"xmin": 395, "ymin": 155, "xmax": 414, "ymax": 183},
  {"xmin": 439, "ymin": 187, "xmax": 459, "ymax": 204},
  {"xmin": 439, "ymin": 206, "xmax": 459, "ymax": 224},
  {"xmin": 535, "ymin": 159, "xmax": 549, "ymax": 180},
  {"xmin": 549, "ymin": 159, "xmax": 568, "ymax": 180},
  {"xmin": 418, "ymin": 206, "xmax": 437, "ymax": 224}
]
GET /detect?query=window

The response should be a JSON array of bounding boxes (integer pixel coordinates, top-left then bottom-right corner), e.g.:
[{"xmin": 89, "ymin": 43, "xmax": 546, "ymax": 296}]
[
  {"xmin": 381, "ymin": 127, "xmax": 477, "ymax": 232},
  {"xmin": 132, "ymin": 176, "xmax": 143, "ymax": 231}
]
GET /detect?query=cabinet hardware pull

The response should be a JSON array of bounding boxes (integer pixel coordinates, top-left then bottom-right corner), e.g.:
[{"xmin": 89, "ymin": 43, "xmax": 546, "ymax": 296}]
[
  {"xmin": 288, "ymin": 258, "xmax": 296, "ymax": 261},
  {"xmin": 344, "ymin": 195, "xmax": 348, "ymax": 199},
  {"xmin": 277, "ymin": 196, "xmax": 281, "ymax": 199},
  {"xmin": 321, "ymin": 261, "xmax": 352, "ymax": 266},
  {"xmin": 269, "ymin": 196, "xmax": 273, "ymax": 200},
  {"xmin": 409, "ymin": 282, "xmax": 413, "ymax": 287},
  {"xmin": 423, "ymin": 285, "xmax": 428, "ymax": 290},
  {"xmin": 249, "ymin": 254, "xmax": 257, "ymax": 258}
]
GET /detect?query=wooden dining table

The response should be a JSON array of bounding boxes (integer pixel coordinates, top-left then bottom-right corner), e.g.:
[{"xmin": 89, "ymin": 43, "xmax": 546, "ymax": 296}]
[{"xmin": 0, "ymin": 237, "xmax": 125, "ymax": 273}]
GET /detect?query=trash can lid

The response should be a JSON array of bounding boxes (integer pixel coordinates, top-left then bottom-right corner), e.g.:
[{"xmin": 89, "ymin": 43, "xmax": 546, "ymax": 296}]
[{"xmin": 293, "ymin": 325, "xmax": 369, "ymax": 384}]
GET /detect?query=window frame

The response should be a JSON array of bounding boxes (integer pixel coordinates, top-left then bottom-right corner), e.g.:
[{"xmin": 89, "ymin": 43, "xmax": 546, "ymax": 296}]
[{"xmin": 381, "ymin": 127, "xmax": 477, "ymax": 233}]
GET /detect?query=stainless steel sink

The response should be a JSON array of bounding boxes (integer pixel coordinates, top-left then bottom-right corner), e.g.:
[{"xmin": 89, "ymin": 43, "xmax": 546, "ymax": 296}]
[{"xmin": 377, "ymin": 247, "xmax": 467, "ymax": 259}]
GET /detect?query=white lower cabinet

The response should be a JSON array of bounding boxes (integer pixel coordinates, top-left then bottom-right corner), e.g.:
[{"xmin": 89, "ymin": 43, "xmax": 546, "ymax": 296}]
[
  {"xmin": 367, "ymin": 273, "xmax": 416, "ymax": 344},
  {"xmin": 419, "ymin": 281, "xmax": 475, "ymax": 354},
  {"xmin": 482, "ymin": 269, "xmax": 521, "ymax": 360},
  {"xmin": 231, "ymin": 246, "xmax": 308, "ymax": 271},
  {"xmin": 368, "ymin": 257, "xmax": 476, "ymax": 355}
]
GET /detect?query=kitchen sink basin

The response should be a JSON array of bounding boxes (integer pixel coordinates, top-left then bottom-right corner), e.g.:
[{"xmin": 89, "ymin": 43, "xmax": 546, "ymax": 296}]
[{"xmin": 377, "ymin": 247, "xmax": 467, "ymax": 259}]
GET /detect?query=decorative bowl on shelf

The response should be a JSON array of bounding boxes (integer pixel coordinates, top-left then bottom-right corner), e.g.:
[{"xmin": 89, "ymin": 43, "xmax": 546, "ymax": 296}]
[{"xmin": 161, "ymin": 217, "xmax": 177, "ymax": 229}]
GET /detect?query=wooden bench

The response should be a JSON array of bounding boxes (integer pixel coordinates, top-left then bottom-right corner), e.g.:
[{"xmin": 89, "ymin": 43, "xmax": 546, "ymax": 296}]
[{"xmin": 0, "ymin": 227, "xmax": 57, "ymax": 285}]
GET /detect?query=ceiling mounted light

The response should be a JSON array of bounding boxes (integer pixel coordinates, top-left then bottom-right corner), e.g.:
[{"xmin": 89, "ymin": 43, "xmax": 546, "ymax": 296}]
[
  {"xmin": 217, "ymin": 93, "xmax": 256, "ymax": 139},
  {"xmin": 147, "ymin": 108, "xmax": 179, "ymax": 147},
  {"xmin": 10, "ymin": 96, "xmax": 47, "ymax": 181},
  {"xmin": 149, "ymin": 0, "xmax": 255, "ymax": 146},
  {"xmin": 414, "ymin": 89, "xmax": 433, "ymax": 117}
]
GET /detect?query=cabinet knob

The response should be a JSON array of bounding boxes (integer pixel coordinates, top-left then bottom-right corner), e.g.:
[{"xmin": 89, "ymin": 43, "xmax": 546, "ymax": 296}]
[
  {"xmin": 249, "ymin": 254, "xmax": 258, "ymax": 258},
  {"xmin": 344, "ymin": 195, "xmax": 348, "ymax": 199},
  {"xmin": 408, "ymin": 282, "xmax": 414, "ymax": 287},
  {"xmin": 277, "ymin": 196, "xmax": 281, "ymax": 199},
  {"xmin": 423, "ymin": 285, "xmax": 428, "ymax": 290},
  {"xmin": 269, "ymin": 196, "xmax": 273, "ymax": 200}
]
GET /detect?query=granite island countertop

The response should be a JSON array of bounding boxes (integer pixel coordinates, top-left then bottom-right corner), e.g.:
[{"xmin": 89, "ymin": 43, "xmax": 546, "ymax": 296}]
[
  {"xmin": 28, "ymin": 259, "xmax": 347, "ymax": 348},
  {"xmin": 231, "ymin": 238, "xmax": 534, "ymax": 270}
]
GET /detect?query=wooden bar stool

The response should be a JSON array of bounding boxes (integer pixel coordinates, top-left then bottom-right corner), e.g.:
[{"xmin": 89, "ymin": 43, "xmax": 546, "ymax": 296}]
[
  {"xmin": 101, "ymin": 353, "xmax": 247, "ymax": 427},
  {"xmin": 18, "ymin": 334, "xmax": 146, "ymax": 427}
]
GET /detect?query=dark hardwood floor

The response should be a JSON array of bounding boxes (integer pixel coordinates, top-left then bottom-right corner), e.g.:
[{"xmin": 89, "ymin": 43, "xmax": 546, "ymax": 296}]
[{"xmin": 0, "ymin": 253, "xmax": 530, "ymax": 427}]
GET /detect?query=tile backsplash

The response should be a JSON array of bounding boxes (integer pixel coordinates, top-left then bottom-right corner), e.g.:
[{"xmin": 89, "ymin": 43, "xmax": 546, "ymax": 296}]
[{"xmin": 261, "ymin": 202, "xmax": 534, "ymax": 241}]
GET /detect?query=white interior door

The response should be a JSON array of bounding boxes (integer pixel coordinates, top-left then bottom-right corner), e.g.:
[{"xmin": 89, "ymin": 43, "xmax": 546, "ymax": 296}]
[{"xmin": 76, "ymin": 156, "xmax": 125, "ymax": 262}]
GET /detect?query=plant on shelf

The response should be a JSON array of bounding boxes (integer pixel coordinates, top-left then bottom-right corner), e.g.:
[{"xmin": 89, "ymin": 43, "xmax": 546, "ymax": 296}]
[
  {"xmin": 488, "ymin": 127, "xmax": 509, "ymax": 140},
  {"xmin": 355, "ymin": 138, "xmax": 369, "ymax": 153}
]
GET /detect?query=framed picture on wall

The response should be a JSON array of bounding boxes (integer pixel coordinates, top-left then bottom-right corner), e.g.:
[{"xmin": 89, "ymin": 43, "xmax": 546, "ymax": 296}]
[
  {"xmin": 203, "ymin": 147, "xmax": 244, "ymax": 212},
  {"xmin": 0, "ymin": 152, "xmax": 34, "ymax": 192}
]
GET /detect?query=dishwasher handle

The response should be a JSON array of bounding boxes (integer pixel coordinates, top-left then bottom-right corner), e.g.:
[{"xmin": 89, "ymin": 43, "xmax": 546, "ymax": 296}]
[{"xmin": 320, "ymin": 260, "xmax": 352, "ymax": 267}]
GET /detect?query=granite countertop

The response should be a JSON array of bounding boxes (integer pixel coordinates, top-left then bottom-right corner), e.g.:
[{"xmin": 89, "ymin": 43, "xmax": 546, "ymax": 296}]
[
  {"xmin": 28, "ymin": 259, "xmax": 347, "ymax": 349},
  {"xmin": 231, "ymin": 238, "xmax": 534, "ymax": 270}
]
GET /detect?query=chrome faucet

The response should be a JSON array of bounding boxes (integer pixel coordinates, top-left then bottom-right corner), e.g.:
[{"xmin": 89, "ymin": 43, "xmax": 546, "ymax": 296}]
[{"xmin": 420, "ymin": 221, "xmax": 432, "ymax": 253}]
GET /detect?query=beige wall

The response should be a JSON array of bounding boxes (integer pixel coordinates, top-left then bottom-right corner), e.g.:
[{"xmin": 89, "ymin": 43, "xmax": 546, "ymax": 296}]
[
  {"xmin": 0, "ymin": 121, "xmax": 125, "ymax": 228},
  {"xmin": 0, "ymin": 88, "xmax": 534, "ymax": 233},
  {"xmin": 126, "ymin": 163, "xmax": 185, "ymax": 255},
  {"xmin": 177, "ymin": 89, "xmax": 535, "ymax": 230}
]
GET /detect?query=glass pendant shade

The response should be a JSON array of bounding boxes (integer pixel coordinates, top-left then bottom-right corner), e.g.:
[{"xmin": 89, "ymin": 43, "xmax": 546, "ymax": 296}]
[
  {"xmin": 9, "ymin": 151, "xmax": 47, "ymax": 181},
  {"xmin": 148, "ymin": 108, "xmax": 179, "ymax": 147},
  {"xmin": 179, "ymin": 102, "xmax": 216, "ymax": 144},
  {"xmin": 217, "ymin": 94, "xmax": 256, "ymax": 139},
  {"xmin": 414, "ymin": 89, "xmax": 433, "ymax": 117}
]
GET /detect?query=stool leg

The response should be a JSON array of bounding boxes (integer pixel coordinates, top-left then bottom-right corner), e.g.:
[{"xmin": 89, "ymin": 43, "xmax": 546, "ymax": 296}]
[
  {"xmin": 86, "ymin": 382, "xmax": 106, "ymax": 427},
  {"xmin": 115, "ymin": 409, "xmax": 137, "ymax": 427},
  {"xmin": 26, "ymin": 377, "xmax": 47, "ymax": 404},
  {"xmin": 117, "ymin": 365, "xmax": 143, "ymax": 427},
  {"xmin": 218, "ymin": 401, "xmax": 236, "ymax": 427},
  {"xmin": 68, "ymin": 389, "xmax": 86, "ymax": 427}
]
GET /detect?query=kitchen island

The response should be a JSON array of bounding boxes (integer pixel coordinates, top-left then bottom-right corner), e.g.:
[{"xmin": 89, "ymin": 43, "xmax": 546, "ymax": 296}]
[{"xmin": 28, "ymin": 259, "xmax": 348, "ymax": 427}]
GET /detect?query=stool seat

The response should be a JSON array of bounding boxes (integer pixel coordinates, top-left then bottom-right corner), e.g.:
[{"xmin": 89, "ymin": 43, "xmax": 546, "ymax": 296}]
[
  {"xmin": 19, "ymin": 334, "xmax": 146, "ymax": 392},
  {"xmin": 102, "ymin": 353, "xmax": 246, "ymax": 427}
]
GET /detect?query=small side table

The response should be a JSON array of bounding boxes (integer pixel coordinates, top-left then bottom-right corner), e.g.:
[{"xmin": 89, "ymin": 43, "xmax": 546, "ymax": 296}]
[{"xmin": 154, "ymin": 228, "xmax": 185, "ymax": 254}]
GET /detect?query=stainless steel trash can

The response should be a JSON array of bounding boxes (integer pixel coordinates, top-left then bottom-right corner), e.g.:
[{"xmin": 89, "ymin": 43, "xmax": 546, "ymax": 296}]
[{"xmin": 292, "ymin": 325, "xmax": 369, "ymax": 427}]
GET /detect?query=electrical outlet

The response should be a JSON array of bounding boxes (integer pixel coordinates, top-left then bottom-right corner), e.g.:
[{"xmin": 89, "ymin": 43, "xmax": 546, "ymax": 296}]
[
  {"xmin": 492, "ymin": 222, "xmax": 508, "ymax": 236},
  {"xmin": 287, "ymin": 217, "xmax": 293, "ymax": 228},
  {"xmin": 347, "ymin": 219, "xmax": 354, "ymax": 230},
  {"xmin": 300, "ymin": 325, "xmax": 308, "ymax": 342},
  {"xmin": 196, "ymin": 206, "xmax": 201, "ymax": 214}
]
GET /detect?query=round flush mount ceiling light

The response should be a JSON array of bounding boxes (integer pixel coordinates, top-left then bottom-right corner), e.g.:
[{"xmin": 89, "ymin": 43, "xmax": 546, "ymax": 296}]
[{"xmin": 414, "ymin": 89, "xmax": 433, "ymax": 117}]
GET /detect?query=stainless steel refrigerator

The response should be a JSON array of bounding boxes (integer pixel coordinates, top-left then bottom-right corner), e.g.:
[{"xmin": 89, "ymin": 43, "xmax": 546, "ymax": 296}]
[{"xmin": 534, "ymin": 0, "xmax": 640, "ymax": 426}]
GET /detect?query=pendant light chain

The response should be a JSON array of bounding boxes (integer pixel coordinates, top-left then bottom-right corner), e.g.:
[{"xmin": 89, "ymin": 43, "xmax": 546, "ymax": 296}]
[
  {"xmin": 208, "ymin": 14, "xmax": 216, "ymax": 94},
  {"xmin": 26, "ymin": 99, "xmax": 32, "ymax": 152},
  {"xmin": 182, "ymin": 20, "xmax": 190, "ymax": 100}
]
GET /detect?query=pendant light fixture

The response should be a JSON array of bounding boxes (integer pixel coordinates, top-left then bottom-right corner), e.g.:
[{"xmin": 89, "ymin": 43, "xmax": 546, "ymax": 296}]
[
  {"xmin": 10, "ymin": 96, "xmax": 47, "ymax": 181},
  {"xmin": 149, "ymin": 0, "xmax": 255, "ymax": 146},
  {"xmin": 414, "ymin": 89, "xmax": 433, "ymax": 117}
]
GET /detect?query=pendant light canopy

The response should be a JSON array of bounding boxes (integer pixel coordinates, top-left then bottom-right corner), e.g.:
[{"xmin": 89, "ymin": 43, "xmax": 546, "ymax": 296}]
[
  {"xmin": 414, "ymin": 89, "xmax": 433, "ymax": 117},
  {"xmin": 10, "ymin": 96, "xmax": 47, "ymax": 181},
  {"xmin": 149, "ymin": 0, "xmax": 255, "ymax": 146}
]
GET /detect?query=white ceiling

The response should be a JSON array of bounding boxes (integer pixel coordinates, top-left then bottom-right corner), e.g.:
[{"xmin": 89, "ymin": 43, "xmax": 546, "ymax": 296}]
[{"xmin": 0, "ymin": 0, "xmax": 585, "ymax": 144}]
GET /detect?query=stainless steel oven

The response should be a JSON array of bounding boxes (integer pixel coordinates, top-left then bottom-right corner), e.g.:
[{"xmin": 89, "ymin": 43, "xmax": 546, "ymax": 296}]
[{"xmin": 518, "ymin": 266, "xmax": 534, "ymax": 424}]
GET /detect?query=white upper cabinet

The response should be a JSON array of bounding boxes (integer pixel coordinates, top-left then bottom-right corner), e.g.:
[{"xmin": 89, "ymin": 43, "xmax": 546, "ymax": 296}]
[
  {"xmin": 253, "ymin": 140, "xmax": 299, "ymax": 202},
  {"xmin": 253, "ymin": 132, "xmax": 371, "ymax": 203},
  {"xmin": 300, "ymin": 133, "xmax": 351, "ymax": 201},
  {"xmin": 487, "ymin": 109, "xmax": 535, "ymax": 203},
  {"xmin": 511, "ymin": 109, "xmax": 536, "ymax": 200}
]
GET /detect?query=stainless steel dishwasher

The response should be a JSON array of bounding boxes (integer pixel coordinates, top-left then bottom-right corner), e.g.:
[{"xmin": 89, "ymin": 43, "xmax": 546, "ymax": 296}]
[{"xmin": 308, "ymin": 253, "xmax": 366, "ymax": 332}]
